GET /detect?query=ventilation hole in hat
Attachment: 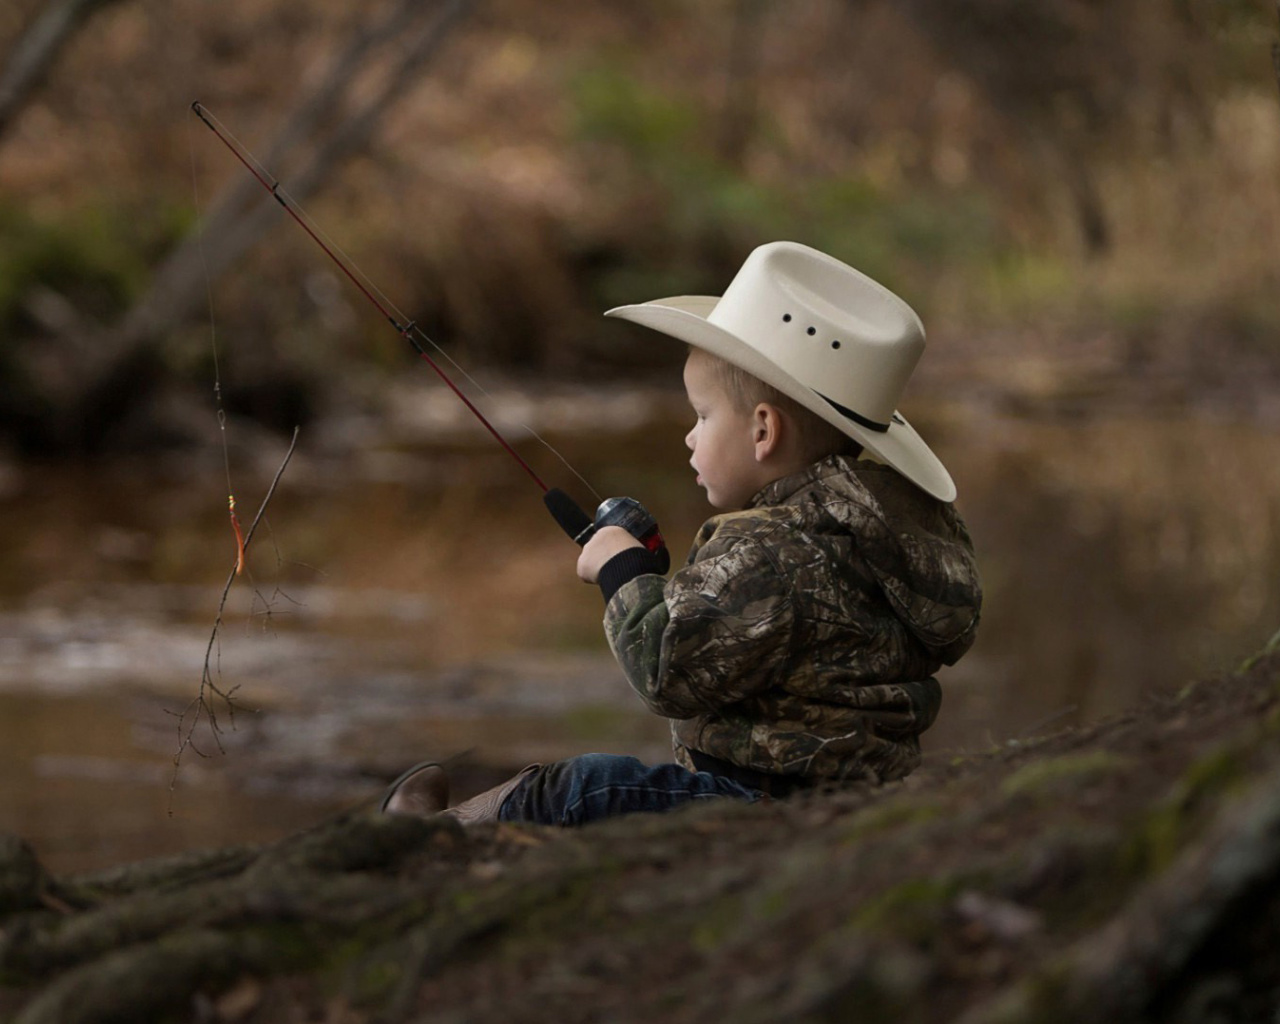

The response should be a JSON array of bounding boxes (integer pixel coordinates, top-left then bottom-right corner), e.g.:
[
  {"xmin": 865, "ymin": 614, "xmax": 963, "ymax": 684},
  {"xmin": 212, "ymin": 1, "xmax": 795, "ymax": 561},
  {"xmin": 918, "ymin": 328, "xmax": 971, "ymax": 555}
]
[
  {"xmin": 831, "ymin": 340, "xmax": 841, "ymax": 350},
  {"xmin": 782, "ymin": 313, "xmax": 792, "ymax": 322},
  {"xmin": 806, "ymin": 326, "xmax": 816, "ymax": 336}
]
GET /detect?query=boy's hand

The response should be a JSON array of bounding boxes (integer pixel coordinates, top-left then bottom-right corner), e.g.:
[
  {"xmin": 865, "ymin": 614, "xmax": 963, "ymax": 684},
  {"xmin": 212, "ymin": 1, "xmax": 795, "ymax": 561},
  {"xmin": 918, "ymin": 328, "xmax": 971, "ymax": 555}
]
[{"xmin": 577, "ymin": 526, "xmax": 644, "ymax": 584}]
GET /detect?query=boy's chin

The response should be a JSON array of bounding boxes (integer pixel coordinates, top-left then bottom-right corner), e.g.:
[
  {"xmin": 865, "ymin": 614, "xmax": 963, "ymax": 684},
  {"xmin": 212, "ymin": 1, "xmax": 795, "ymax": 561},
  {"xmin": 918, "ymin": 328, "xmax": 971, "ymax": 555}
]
[{"xmin": 704, "ymin": 490, "xmax": 744, "ymax": 512}]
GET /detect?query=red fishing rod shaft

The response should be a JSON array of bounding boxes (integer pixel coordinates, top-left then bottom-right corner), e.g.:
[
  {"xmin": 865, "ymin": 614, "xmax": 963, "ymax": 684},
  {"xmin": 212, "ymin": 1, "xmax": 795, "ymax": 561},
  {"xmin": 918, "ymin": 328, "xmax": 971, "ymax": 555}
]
[{"xmin": 190, "ymin": 101, "xmax": 549, "ymax": 493}]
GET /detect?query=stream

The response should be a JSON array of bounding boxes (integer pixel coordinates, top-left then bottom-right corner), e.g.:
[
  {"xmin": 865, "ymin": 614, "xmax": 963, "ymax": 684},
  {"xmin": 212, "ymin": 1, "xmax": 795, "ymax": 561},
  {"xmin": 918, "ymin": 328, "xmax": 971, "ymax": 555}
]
[{"xmin": 1, "ymin": 382, "xmax": 1277, "ymax": 874}]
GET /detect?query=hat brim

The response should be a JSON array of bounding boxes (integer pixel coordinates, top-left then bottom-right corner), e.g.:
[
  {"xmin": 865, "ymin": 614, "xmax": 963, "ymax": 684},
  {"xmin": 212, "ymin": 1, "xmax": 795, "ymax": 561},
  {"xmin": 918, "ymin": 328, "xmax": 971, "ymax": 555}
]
[{"xmin": 606, "ymin": 296, "xmax": 956, "ymax": 503}]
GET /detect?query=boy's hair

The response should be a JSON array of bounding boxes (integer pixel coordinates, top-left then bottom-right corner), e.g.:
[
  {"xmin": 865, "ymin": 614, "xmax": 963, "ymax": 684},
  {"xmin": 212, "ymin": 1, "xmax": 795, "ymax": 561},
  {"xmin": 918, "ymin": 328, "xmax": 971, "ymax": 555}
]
[{"xmin": 702, "ymin": 350, "xmax": 864, "ymax": 464}]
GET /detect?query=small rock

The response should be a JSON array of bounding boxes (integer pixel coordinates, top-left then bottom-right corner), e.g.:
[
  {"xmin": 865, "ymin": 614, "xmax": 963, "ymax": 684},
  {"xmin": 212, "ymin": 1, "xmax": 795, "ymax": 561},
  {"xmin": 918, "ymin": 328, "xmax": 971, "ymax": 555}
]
[{"xmin": 953, "ymin": 889, "xmax": 1042, "ymax": 943}]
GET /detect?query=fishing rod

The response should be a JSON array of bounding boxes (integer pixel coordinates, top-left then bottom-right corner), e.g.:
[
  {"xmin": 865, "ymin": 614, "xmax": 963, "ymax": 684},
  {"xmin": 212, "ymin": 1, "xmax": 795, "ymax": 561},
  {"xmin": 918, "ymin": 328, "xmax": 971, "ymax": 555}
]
[{"xmin": 190, "ymin": 101, "xmax": 666, "ymax": 564}]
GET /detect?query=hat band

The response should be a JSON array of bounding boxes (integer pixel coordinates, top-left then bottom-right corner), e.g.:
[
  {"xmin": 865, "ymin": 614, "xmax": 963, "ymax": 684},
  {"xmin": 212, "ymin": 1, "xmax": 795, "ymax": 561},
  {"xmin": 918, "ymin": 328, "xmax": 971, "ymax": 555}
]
[{"xmin": 817, "ymin": 392, "xmax": 891, "ymax": 433}]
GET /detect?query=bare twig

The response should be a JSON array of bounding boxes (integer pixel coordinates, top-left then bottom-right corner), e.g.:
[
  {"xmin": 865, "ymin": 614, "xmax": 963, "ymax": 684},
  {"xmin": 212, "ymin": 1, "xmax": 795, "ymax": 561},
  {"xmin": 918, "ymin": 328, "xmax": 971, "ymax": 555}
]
[{"xmin": 169, "ymin": 426, "xmax": 301, "ymax": 806}]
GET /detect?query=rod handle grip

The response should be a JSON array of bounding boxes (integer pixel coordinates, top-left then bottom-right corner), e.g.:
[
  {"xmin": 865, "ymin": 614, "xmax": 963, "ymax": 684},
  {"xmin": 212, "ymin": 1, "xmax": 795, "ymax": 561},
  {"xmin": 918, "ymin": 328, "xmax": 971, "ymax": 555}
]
[{"xmin": 544, "ymin": 488, "xmax": 596, "ymax": 547}]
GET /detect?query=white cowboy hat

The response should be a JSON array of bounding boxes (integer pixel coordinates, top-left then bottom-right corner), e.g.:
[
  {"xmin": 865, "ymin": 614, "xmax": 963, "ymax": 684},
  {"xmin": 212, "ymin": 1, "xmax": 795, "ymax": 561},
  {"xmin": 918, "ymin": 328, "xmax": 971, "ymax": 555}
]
[{"xmin": 605, "ymin": 240, "xmax": 956, "ymax": 502}]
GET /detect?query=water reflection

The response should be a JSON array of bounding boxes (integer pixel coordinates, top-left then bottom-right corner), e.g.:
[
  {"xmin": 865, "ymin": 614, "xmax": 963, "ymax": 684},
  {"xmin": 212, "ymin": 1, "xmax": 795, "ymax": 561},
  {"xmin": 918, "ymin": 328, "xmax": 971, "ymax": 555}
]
[
  {"xmin": 0, "ymin": 400, "xmax": 1276, "ymax": 873},
  {"xmin": 939, "ymin": 411, "xmax": 1280, "ymax": 749},
  {"xmin": 0, "ymin": 691, "xmax": 351, "ymax": 874}
]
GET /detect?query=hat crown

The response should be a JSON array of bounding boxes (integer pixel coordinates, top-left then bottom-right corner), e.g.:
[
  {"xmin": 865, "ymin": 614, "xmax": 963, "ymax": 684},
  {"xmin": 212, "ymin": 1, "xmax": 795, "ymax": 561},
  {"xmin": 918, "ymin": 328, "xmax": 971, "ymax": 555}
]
[{"xmin": 706, "ymin": 242, "xmax": 924, "ymax": 425}]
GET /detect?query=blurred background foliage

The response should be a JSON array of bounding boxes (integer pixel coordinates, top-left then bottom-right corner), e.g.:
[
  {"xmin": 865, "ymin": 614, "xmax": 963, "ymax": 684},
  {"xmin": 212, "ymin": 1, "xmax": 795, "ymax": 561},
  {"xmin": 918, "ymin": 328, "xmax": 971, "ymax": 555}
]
[{"xmin": 0, "ymin": 0, "xmax": 1276, "ymax": 454}]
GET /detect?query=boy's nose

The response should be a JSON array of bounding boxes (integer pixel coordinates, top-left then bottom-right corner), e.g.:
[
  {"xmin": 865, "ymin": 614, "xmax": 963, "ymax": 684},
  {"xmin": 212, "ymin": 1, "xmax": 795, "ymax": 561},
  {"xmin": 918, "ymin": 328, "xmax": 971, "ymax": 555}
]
[{"xmin": 684, "ymin": 427, "xmax": 696, "ymax": 451}]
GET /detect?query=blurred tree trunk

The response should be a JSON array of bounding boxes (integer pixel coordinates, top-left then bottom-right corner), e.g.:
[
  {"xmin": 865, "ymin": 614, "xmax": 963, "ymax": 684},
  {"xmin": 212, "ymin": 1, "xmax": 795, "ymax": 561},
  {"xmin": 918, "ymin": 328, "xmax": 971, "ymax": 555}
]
[
  {"xmin": 1273, "ymin": 2, "xmax": 1280, "ymax": 108},
  {"xmin": 122, "ymin": 0, "xmax": 470, "ymax": 344},
  {"xmin": 1060, "ymin": 139, "xmax": 1110, "ymax": 257},
  {"xmin": 64, "ymin": 0, "xmax": 472, "ymax": 450},
  {"xmin": 897, "ymin": 0, "xmax": 1228, "ymax": 258},
  {"xmin": 0, "ymin": 0, "xmax": 129, "ymax": 142},
  {"xmin": 717, "ymin": 0, "xmax": 766, "ymax": 169}
]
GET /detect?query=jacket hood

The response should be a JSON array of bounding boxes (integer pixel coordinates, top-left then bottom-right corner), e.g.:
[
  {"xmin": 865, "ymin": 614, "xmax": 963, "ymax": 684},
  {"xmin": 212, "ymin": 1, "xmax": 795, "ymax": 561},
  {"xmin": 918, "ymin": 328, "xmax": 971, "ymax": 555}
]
[{"xmin": 756, "ymin": 456, "xmax": 983, "ymax": 664}]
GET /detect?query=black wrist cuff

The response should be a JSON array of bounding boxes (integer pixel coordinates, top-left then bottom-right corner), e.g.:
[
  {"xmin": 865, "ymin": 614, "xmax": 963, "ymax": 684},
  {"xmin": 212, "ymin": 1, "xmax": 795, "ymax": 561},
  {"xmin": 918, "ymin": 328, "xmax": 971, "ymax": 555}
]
[{"xmin": 597, "ymin": 547, "xmax": 668, "ymax": 604}]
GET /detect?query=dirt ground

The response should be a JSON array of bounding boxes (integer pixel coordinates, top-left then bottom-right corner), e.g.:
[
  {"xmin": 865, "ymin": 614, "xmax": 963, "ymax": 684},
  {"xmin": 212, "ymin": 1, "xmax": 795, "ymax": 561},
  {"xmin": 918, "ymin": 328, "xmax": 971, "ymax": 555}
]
[{"xmin": 2, "ymin": 635, "xmax": 1278, "ymax": 1023}]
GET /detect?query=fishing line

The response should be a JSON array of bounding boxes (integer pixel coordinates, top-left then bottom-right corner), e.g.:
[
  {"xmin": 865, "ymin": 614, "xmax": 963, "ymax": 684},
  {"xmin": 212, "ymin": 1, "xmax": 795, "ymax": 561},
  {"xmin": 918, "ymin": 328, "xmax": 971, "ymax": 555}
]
[
  {"xmin": 188, "ymin": 114, "xmax": 246, "ymax": 576},
  {"xmin": 291, "ymin": 204, "xmax": 601, "ymax": 502},
  {"xmin": 190, "ymin": 101, "xmax": 599, "ymax": 502}
]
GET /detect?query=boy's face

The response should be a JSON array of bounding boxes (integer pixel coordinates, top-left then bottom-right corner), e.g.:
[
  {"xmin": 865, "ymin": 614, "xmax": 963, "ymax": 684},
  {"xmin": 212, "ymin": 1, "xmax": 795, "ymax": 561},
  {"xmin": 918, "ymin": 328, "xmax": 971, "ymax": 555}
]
[{"xmin": 682, "ymin": 349, "xmax": 765, "ymax": 510}]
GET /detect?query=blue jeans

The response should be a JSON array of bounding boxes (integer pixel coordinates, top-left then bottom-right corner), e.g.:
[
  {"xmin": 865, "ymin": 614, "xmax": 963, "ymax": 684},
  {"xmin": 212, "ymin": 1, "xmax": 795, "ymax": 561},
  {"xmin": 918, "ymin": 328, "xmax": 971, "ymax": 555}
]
[{"xmin": 497, "ymin": 753, "xmax": 763, "ymax": 826}]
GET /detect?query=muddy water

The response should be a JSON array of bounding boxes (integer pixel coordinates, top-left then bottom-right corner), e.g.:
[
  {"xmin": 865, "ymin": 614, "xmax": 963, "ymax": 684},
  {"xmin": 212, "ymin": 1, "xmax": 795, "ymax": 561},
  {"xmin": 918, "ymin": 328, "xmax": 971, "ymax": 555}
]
[{"xmin": 1, "ymin": 392, "xmax": 1277, "ymax": 874}]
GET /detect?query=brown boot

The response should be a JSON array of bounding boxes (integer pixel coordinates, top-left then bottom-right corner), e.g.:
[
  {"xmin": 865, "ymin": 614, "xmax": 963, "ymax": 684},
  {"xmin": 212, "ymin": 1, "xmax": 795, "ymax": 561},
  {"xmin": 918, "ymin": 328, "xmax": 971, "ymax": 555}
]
[
  {"xmin": 382, "ymin": 763, "xmax": 540, "ymax": 824},
  {"xmin": 443, "ymin": 765, "xmax": 540, "ymax": 825},
  {"xmin": 380, "ymin": 762, "xmax": 449, "ymax": 816}
]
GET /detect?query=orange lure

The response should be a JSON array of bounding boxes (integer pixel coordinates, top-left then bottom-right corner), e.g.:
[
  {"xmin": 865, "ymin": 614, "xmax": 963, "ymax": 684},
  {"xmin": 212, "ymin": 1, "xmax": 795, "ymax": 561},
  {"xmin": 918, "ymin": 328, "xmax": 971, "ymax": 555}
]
[{"xmin": 228, "ymin": 495, "xmax": 246, "ymax": 575}]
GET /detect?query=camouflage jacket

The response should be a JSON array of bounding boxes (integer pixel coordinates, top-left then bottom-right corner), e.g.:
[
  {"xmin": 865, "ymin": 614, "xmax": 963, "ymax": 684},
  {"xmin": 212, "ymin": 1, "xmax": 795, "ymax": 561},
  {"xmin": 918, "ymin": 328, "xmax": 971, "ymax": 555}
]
[{"xmin": 603, "ymin": 455, "xmax": 982, "ymax": 784}]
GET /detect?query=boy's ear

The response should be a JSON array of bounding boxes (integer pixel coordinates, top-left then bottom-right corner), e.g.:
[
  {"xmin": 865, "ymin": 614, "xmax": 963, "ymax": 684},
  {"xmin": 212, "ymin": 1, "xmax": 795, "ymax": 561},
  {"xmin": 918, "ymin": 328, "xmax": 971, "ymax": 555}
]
[{"xmin": 752, "ymin": 403, "xmax": 783, "ymax": 462}]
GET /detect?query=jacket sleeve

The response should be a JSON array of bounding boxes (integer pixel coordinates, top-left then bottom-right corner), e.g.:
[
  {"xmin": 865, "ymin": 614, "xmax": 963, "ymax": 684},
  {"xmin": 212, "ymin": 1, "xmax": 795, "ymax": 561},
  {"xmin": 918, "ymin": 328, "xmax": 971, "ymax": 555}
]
[{"xmin": 602, "ymin": 531, "xmax": 797, "ymax": 719}]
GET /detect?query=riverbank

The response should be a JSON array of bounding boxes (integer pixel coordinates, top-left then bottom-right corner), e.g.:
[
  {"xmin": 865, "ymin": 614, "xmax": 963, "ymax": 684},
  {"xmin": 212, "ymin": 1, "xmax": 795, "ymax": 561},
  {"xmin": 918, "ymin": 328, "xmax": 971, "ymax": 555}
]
[{"xmin": 2, "ymin": 636, "xmax": 1277, "ymax": 1023}]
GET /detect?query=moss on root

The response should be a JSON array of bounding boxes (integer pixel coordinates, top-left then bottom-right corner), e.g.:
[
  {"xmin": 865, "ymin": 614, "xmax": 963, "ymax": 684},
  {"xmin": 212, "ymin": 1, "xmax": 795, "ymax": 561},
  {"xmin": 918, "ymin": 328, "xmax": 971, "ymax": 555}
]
[
  {"xmin": 1121, "ymin": 745, "xmax": 1249, "ymax": 879},
  {"xmin": 850, "ymin": 877, "xmax": 964, "ymax": 946},
  {"xmin": 1000, "ymin": 751, "xmax": 1133, "ymax": 801},
  {"xmin": 839, "ymin": 796, "xmax": 945, "ymax": 843}
]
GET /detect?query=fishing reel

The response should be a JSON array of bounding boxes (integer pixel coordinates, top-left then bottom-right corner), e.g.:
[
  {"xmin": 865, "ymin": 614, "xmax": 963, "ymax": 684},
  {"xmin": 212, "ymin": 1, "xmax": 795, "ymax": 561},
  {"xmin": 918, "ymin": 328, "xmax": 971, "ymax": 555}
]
[{"xmin": 544, "ymin": 489, "xmax": 670, "ymax": 574}]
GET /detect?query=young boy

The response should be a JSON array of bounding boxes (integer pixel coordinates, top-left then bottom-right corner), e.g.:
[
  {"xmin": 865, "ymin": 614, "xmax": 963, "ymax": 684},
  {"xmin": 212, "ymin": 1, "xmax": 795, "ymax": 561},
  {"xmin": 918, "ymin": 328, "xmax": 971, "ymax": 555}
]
[{"xmin": 382, "ymin": 241, "xmax": 982, "ymax": 824}]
